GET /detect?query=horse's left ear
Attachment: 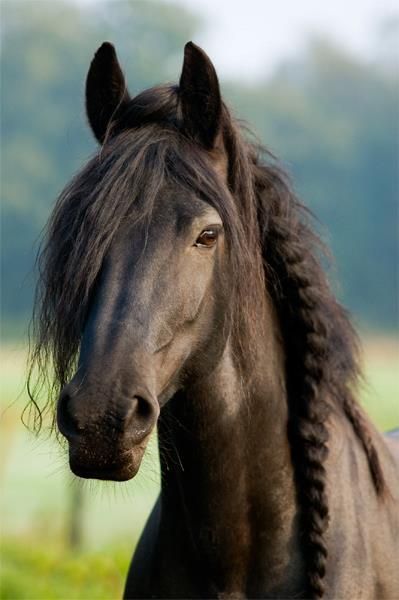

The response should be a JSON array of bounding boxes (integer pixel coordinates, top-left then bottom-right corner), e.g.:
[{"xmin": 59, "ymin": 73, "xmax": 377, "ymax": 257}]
[
  {"xmin": 85, "ymin": 42, "xmax": 131, "ymax": 144},
  {"xmin": 179, "ymin": 42, "xmax": 222, "ymax": 150}
]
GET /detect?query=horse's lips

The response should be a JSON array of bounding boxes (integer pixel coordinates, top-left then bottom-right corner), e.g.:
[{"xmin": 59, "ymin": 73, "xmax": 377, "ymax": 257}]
[{"xmin": 68, "ymin": 445, "xmax": 144, "ymax": 482}]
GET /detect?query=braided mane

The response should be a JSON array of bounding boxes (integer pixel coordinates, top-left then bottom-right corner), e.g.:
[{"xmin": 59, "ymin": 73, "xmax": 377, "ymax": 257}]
[
  {"xmin": 220, "ymin": 122, "xmax": 385, "ymax": 598},
  {"xmin": 251, "ymin": 157, "xmax": 385, "ymax": 598}
]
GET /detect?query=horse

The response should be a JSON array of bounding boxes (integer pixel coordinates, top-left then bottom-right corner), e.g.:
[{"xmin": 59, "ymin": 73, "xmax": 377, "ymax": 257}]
[{"xmin": 27, "ymin": 41, "xmax": 399, "ymax": 599}]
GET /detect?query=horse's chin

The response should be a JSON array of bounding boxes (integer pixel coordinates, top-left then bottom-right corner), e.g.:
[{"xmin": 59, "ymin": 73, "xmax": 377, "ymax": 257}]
[{"xmin": 68, "ymin": 443, "xmax": 146, "ymax": 482}]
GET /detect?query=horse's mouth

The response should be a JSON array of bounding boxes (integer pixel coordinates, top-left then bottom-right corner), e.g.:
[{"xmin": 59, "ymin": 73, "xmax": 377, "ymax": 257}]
[{"xmin": 68, "ymin": 444, "xmax": 146, "ymax": 482}]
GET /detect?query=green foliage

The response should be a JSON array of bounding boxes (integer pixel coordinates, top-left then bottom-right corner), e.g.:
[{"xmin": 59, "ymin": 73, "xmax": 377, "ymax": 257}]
[
  {"xmin": 1, "ymin": 0, "xmax": 198, "ymax": 330},
  {"xmin": 1, "ymin": 1, "xmax": 397, "ymax": 332},
  {"xmin": 0, "ymin": 537, "xmax": 130, "ymax": 599},
  {"xmin": 226, "ymin": 38, "xmax": 398, "ymax": 328}
]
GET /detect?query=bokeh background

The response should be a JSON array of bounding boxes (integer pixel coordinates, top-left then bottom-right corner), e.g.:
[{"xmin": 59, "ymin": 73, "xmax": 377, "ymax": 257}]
[{"xmin": 1, "ymin": 1, "xmax": 398, "ymax": 598}]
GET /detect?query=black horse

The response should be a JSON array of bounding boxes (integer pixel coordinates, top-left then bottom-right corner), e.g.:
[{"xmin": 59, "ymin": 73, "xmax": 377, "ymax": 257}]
[{"xmin": 28, "ymin": 42, "xmax": 399, "ymax": 599}]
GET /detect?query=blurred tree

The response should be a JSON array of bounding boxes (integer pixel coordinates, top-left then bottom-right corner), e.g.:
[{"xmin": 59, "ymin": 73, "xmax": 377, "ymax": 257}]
[
  {"xmin": 1, "ymin": 0, "xmax": 199, "ymax": 336},
  {"xmin": 227, "ymin": 36, "xmax": 398, "ymax": 329},
  {"xmin": 1, "ymin": 2, "xmax": 397, "ymax": 332}
]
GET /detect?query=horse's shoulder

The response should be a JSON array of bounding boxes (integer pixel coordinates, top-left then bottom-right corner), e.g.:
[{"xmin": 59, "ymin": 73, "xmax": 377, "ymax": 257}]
[{"xmin": 325, "ymin": 408, "xmax": 399, "ymax": 599}]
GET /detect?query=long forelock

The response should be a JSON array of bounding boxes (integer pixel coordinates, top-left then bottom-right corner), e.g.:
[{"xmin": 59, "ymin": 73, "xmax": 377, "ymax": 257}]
[{"xmin": 27, "ymin": 118, "xmax": 262, "ymax": 428}]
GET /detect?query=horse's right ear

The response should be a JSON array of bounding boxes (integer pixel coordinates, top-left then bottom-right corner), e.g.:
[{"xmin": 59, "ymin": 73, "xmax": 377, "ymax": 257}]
[
  {"xmin": 179, "ymin": 42, "xmax": 222, "ymax": 150},
  {"xmin": 85, "ymin": 42, "xmax": 131, "ymax": 144}
]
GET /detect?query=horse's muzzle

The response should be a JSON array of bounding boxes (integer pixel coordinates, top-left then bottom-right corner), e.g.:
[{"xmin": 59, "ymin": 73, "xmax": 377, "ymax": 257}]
[{"xmin": 56, "ymin": 382, "xmax": 159, "ymax": 480}]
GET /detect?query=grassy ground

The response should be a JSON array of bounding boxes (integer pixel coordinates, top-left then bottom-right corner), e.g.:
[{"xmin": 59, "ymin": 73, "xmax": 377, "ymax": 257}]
[
  {"xmin": 1, "ymin": 538, "xmax": 130, "ymax": 600},
  {"xmin": 1, "ymin": 337, "xmax": 398, "ymax": 599},
  {"xmin": 358, "ymin": 336, "xmax": 399, "ymax": 429}
]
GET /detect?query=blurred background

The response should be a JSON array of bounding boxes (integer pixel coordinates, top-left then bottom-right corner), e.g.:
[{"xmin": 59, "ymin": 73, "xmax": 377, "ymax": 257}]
[{"xmin": 1, "ymin": 0, "xmax": 398, "ymax": 598}]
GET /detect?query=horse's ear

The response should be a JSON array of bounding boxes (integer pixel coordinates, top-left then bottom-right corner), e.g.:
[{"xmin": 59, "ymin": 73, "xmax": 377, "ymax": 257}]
[
  {"xmin": 85, "ymin": 42, "xmax": 131, "ymax": 144},
  {"xmin": 179, "ymin": 42, "xmax": 222, "ymax": 150}
]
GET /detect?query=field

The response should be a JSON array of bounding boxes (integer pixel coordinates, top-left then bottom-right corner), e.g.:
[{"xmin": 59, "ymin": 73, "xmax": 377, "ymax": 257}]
[{"xmin": 1, "ymin": 338, "xmax": 398, "ymax": 599}]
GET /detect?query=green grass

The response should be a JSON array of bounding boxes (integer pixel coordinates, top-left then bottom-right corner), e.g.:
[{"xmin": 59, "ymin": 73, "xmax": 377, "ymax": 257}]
[
  {"xmin": 0, "ymin": 338, "xmax": 398, "ymax": 599},
  {"xmin": 1, "ymin": 538, "xmax": 130, "ymax": 599},
  {"xmin": 358, "ymin": 337, "xmax": 399, "ymax": 430},
  {"xmin": 361, "ymin": 362, "xmax": 399, "ymax": 430}
]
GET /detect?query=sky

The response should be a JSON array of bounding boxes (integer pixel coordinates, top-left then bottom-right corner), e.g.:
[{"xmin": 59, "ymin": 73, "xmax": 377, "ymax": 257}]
[
  {"xmin": 164, "ymin": 0, "xmax": 398, "ymax": 79},
  {"xmin": 69, "ymin": 0, "xmax": 399, "ymax": 80}
]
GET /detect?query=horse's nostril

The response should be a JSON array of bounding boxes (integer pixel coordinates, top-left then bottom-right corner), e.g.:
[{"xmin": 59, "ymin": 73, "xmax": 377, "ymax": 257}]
[
  {"xmin": 124, "ymin": 394, "xmax": 159, "ymax": 442},
  {"xmin": 135, "ymin": 396, "xmax": 154, "ymax": 419},
  {"xmin": 57, "ymin": 386, "xmax": 82, "ymax": 439},
  {"xmin": 57, "ymin": 384, "xmax": 158, "ymax": 444}
]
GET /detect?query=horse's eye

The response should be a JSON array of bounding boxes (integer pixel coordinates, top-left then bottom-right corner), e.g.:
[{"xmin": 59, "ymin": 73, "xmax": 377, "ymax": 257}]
[{"xmin": 195, "ymin": 228, "xmax": 219, "ymax": 248}]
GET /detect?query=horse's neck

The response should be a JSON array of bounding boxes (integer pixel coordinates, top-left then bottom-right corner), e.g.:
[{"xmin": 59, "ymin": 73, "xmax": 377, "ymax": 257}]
[{"xmin": 157, "ymin": 301, "xmax": 303, "ymax": 595}]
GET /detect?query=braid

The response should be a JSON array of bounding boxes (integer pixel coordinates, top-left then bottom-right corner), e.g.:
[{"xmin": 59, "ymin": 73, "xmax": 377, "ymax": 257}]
[
  {"xmin": 253, "ymin": 159, "xmax": 385, "ymax": 598},
  {"xmin": 268, "ymin": 216, "xmax": 330, "ymax": 598}
]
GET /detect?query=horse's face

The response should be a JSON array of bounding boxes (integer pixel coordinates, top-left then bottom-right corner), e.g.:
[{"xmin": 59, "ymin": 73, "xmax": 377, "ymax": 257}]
[
  {"xmin": 57, "ymin": 187, "xmax": 228, "ymax": 480},
  {"xmin": 57, "ymin": 43, "xmax": 230, "ymax": 480}
]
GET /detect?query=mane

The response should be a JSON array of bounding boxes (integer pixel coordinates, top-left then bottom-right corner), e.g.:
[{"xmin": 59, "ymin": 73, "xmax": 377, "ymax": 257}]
[
  {"xmin": 252, "ymin": 158, "xmax": 386, "ymax": 597},
  {"xmin": 27, "ymin": 84, "xmax": 385, "ymax": 599}
]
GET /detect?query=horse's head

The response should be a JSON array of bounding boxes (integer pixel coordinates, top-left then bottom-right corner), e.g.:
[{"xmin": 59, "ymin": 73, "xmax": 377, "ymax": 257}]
[{"xmin": 52, "ymin": 42, "xmax": 258, "ymax": 480}]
